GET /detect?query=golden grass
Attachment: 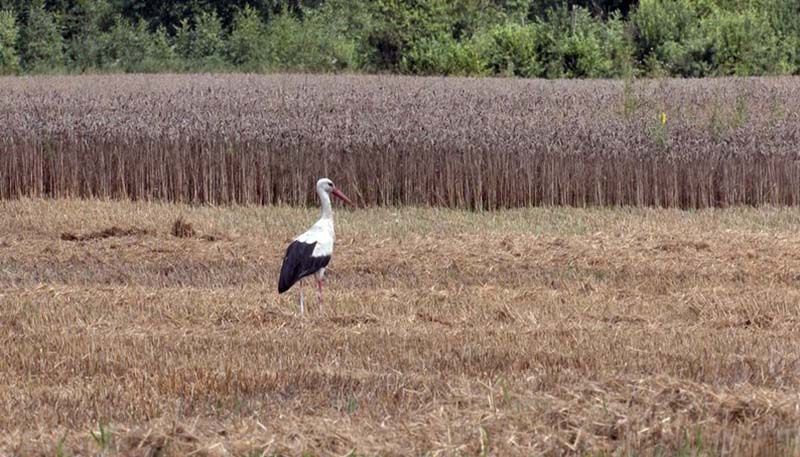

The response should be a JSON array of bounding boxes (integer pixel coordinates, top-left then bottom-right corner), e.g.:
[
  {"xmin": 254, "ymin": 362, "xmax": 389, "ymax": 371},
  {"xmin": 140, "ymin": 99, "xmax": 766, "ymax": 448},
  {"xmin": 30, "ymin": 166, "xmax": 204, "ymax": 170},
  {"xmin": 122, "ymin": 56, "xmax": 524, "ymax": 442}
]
[{"xmin": 1, "ymin": 199, "xmax": 800, "ymax": 456}]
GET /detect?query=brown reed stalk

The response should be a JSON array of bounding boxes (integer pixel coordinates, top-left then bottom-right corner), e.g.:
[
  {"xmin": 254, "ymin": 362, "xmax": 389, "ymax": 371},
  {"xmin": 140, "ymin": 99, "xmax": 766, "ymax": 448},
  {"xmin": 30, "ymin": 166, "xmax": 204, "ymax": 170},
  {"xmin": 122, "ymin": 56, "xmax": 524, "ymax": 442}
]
[{"xmin": 1, "ymin": 74, "xmax": 799, "ymax": 209}]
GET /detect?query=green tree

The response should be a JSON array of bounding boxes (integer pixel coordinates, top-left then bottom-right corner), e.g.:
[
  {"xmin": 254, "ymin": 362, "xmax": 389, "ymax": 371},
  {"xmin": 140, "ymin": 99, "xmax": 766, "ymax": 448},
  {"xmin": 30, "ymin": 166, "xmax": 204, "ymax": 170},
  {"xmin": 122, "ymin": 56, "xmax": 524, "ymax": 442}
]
[
  {"xmin": 64, "ymin": 0, "xmax": 113, "ymax": 71},
  {"xmin": 149, "ymin": 25, "xmax": 179, "ymax": 71},
  {"xmin": 20, "ymin": 0, "xmax": 64, "ymax": 72},
  {"xmin": 0, "ymin": 9, "xmax": 20, "ymax": 74},
  {"xmin": 194, "ymin": 10, "xmax": 225, "ymax": 62},
  {"xmin": 99, "ymin": 16, "xmax": 176, "ymax": 72},
  {"xmin": 175, "ymin": 9, "xmax": 226, "ymax": 70},
  {"xmin": 226, "ymin": 5, "xmax": 267, "ymax": 70}
]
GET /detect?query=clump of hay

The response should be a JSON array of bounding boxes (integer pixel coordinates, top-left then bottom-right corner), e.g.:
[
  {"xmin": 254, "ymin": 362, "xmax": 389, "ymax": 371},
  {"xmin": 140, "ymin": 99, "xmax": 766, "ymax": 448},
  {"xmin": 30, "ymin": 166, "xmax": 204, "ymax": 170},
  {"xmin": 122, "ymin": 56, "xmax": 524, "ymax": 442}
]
[
  {"xmin": 171, "ymin": 216, "xmax": 196, "ymax": 238},
  {"xmin": 61, "ymin": 226, "xmax": 152, "ymax": 241}
]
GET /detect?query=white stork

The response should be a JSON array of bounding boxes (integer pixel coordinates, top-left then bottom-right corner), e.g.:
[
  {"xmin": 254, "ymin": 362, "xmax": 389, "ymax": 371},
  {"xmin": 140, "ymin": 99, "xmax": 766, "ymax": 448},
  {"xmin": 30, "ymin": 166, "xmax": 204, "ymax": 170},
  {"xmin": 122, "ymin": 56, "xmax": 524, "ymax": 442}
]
[{"xmin": 278, "ymin": 178, "xmax": 353, "ymax": 314}]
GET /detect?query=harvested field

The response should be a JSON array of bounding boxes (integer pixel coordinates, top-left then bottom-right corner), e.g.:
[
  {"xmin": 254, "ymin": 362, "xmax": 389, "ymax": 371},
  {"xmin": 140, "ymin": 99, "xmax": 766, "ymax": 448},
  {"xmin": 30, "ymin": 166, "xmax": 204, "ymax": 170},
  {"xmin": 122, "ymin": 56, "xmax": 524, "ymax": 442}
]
[
  {"xmin": 2, "ymin": 74, "xmax": 800, "ymax": 208},
  {"xmin": 2, "ymin": 199, "xmax": 800, "ymax": 455}
]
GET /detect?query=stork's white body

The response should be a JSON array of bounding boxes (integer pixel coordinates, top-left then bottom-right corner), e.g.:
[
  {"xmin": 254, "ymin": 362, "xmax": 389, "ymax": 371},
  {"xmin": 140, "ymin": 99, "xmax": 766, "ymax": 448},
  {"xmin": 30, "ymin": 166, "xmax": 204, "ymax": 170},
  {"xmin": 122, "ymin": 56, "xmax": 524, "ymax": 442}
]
[
  {"xmin": 278, "ymin": 178, "xmax": 351, "ymax": 314},
  {"xmin": 295, "ymin": 216, "xmax": 335, "ymax": 260}
]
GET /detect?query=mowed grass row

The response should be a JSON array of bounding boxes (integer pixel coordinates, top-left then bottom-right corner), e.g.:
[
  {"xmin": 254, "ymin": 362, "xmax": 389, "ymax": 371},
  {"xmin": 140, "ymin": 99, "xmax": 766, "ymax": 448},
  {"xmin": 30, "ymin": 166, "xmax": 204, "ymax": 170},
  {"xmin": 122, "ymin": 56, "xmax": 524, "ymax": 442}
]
[
  {"xmin": 1, "ymin": 199, "xmax": 800, "ymax": 455},
  {"xmin": 2, "ymin": 74, "xmax": 800, "ymax": 209}
]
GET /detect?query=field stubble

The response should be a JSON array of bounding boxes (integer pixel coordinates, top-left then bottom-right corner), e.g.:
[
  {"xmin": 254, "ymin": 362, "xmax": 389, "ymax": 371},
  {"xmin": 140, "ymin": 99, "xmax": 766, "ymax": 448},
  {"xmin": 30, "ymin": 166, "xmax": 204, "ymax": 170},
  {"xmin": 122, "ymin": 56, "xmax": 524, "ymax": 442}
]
[
  {"xmin": 2, "ymin": 74, "xmax": 800, "ymax": 209},
  {"xmin": 1, "ymin": 199, "xmax": 800, "ymax": 455}
]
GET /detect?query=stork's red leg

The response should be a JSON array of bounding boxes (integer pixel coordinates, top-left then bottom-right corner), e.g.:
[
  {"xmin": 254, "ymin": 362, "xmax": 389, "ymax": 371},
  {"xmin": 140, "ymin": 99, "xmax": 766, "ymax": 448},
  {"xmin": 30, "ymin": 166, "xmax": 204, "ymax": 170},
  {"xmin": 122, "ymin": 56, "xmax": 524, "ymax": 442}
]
[
  {"xmin": 316, "ymin": 275, "xmax": 324, "ymax": 305},
  {"xmin": 298, "ymin": 280, "xmax": 305, "ymax": 315}
]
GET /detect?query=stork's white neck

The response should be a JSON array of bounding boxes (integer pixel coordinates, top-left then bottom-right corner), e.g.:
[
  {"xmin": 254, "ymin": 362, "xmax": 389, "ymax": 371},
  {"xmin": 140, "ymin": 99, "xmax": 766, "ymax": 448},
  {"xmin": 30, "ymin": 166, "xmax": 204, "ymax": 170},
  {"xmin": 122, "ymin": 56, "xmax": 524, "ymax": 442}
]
[{"xmin": 318, "ymin": 188, "xmax": 333, "ymax": 219}]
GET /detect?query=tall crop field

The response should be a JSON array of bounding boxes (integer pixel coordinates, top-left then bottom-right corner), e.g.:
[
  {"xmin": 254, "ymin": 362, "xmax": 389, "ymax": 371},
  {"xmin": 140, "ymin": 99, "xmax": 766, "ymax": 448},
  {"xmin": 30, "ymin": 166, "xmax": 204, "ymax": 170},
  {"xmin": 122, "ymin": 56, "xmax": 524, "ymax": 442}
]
[{"xmin": 1, "ymin": 74, "xmax": 800, "ymax": 208}]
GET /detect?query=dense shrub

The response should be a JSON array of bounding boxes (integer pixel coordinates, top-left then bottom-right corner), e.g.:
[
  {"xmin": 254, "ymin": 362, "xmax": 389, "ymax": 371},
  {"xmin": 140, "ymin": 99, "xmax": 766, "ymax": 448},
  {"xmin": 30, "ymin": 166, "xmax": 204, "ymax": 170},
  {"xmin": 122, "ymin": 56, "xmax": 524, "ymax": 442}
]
[
  {"xmin": 657, "ymin": 32, "xmax": 713, "ymax": 77},
  {"xmin": 760, "ymin": 0, "xmax": 800, "ymax": 73},
  {"xmin": 264, "ymin": 12, "xmax": 341, "ymax": 71},
  {"xmin": 701, "ymin": 8, "xmax": 787, "ymax": 76},
  {"xmin": 100, "ymin": 17, "xmax": 178, "ymax": 73},
  {"xmin": 630, "ymin": 0, "xmax": 703, "ymax": 62},
  {"xmin": 363, "ymin": 0, "xmax": 454, "ymax": 71},
  {"xmin": 401, "ymin": 33, "xmax": 486, "ymax": 75},
  {"xmin": 538, "ymin": 7, "xmax": 631, "ymax": 78},
  {"xmin": 631, "ymin": 0, "xmax": 797, "ymax": 77},
  {"xmin": 472, "ymin": 23, "xmax": 540, "ymax": 77}
]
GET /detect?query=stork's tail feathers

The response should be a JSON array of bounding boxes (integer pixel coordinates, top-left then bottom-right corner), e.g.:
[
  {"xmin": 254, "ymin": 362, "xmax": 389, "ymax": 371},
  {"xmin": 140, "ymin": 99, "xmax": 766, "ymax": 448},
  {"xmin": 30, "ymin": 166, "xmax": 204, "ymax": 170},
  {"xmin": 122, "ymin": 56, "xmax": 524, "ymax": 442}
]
[{"xmin": 278, "ymin": 241, "xmax": 331, "ymax": 293}]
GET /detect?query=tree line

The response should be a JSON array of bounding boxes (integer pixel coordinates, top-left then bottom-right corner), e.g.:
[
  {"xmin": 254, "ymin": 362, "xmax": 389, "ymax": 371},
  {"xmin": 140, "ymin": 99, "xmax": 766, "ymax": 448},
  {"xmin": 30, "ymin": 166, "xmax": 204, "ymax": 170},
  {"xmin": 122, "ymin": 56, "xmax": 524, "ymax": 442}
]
[{"xmin": 0, "ymin": 0, "xmax": 798, "ymax": 78}]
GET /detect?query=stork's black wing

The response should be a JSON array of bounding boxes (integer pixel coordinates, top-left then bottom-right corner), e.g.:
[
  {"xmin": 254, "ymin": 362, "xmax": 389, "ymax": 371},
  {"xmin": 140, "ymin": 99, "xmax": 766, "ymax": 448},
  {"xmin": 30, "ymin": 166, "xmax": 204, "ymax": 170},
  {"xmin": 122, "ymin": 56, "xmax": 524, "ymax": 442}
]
[{"xmin": 278, "ymin": 241, "xmax": 331, "ymax": 293}]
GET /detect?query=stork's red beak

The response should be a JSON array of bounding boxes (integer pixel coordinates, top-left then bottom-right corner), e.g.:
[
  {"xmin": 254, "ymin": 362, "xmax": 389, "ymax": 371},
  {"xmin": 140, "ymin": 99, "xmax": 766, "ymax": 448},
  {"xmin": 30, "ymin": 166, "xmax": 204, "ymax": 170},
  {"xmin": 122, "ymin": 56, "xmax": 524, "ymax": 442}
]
[{"xmin": 331, "ymin": 188, "xmax": 353, "ymax": 206}]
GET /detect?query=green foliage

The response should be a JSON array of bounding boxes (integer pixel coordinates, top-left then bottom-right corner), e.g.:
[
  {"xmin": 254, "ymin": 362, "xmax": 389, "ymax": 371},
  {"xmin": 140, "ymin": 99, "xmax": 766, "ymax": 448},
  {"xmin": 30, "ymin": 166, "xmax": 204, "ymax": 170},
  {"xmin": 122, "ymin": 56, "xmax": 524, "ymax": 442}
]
[
  {"xmin": 599, "ymin": 12, "xmax": 634, "ymax": 76},
  {"xmin": 176, "ymin": 10, "xmax": 226, "ymax": 70},
  {"xmin": 227, "ymin": 5, "xmax": 267, "ymax": 70},
  {"xmin": 174, "ymin": 18, "xmax": 192, "ymax": 61},
  {"xmin": 401, "ymin": 33, "xmax": 486, "ymax": 75},
  {"xmin": 303, "ymin": 0, "xmax": 371, "ymax": 70},
  {"xmin": 195, "ymin": 10, "xmax": 225, "ymax": 61},
  {"xmin": 501, "ymin": 0, "xmax": 531, "ymax": 23},
  {"xmin": 701, "ymin": 8, "xmax": 787, "ymax": 76},
  {"xmin": 472, "ymin": 22, "xmax": 540, "ymax": 77},
  {"xmin": 0, "ymin": 9, "xmax": 19, "ymax": 74},
  {"xmin": 55, "ymin": 433, "xmax": 70, "ymax": 457},
  {"xmin": 100, "ymin": 16, "xmax": 178, "ymax": 72},
  {"xmin": 63, "ymin": 0, "xmax": 113, "ymax": 71},
  {"xmin": 90, "ymin": 421, "xmax": 112, "ymax": 450},
  {"xmin": 20, "ymin": 0, "xmax": 64, "ymax": 72},
  {"xmin": 447, "ymin": 0, "xmax": 507, "ymax": 40},
  {"xmin": 657, "ymin": 32, "xmax": 712, "ymax": 77},
  {"xmin": 99, "ymin": 16, "xmax": 144, "ymax": 71},
  {"xmin": 762, "ymin": 0, "xmax": 800, "ymax": 73},
  {"xmin": 538, "ymin": 7, "xmax": 631, "ymax": 78},
  {"xmin": 149, "ymin": 26, "xmax": 180, "ymax": 70},
  {"xmin": 630, "ymin": 0, "xmax": 713, "ymax": 76},
  {"xmin": 373, "ymin": 0, "xmax": 531, "ymax": 75},
  {"xmin": 264, "ymin": 2, "xmax": 362, "ymax": 72},
  {"xmin": 632, "ymin": 0, "xmax": 798, "ymax": 77},
  {"xmin": 363, "ymin": 0, "xmax": 454, "ymax": 70},
  {"xmin": 631, "ymin": 0, "xmax": 701, "ymax": 59},
  {"xmin": 530, "ymin": 0, "xmax": 637, "ymax": 18},
  {"xmin": 646, "ymin": 110, "xmax": 669, "ymax": 149},
  {"xmin": 3, "ymin": 0, "xmax": 800, "ymax": 77}
]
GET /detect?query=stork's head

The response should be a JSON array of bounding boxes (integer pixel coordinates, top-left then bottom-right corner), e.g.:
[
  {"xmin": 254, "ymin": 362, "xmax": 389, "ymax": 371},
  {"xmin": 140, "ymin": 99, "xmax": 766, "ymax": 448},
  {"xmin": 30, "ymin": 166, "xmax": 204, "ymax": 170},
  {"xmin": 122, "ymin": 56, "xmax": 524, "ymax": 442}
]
[{"xmin": 316, "ymin": 178, "xmax": 353, "ymax": 205}]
